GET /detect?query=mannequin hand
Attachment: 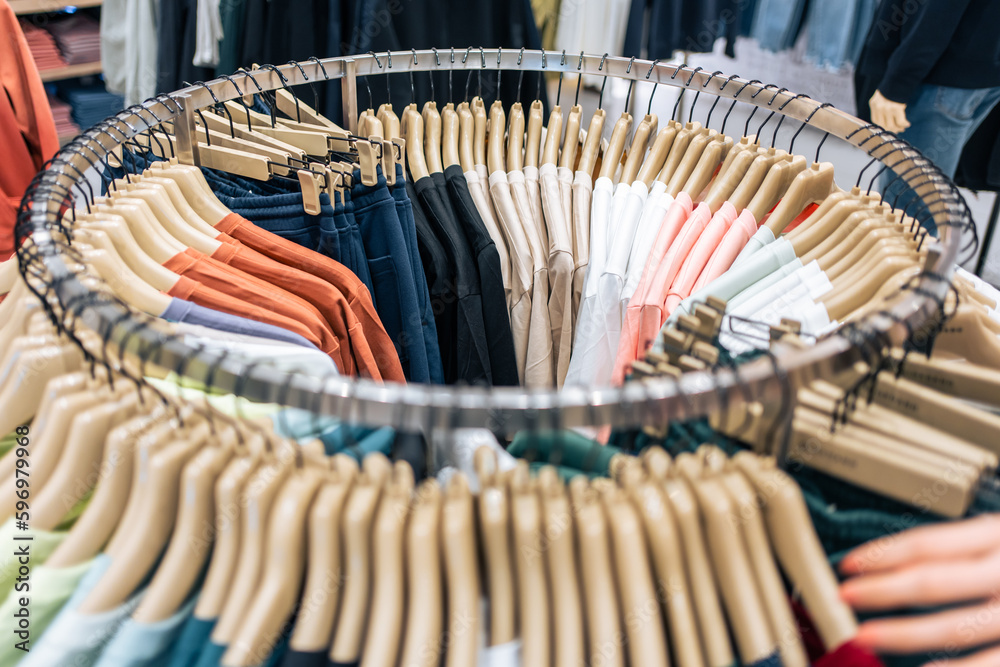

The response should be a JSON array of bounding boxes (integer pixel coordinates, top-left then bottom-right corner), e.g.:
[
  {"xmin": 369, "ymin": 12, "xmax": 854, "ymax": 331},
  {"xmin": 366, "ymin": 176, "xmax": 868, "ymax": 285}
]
[
  {"xmin": 839, "ymin": 515, "xmax": 1000, "ymax": 664},
  {"xmin": 870, "ymin": 90, "xmax": 911, "ymax": 134}
]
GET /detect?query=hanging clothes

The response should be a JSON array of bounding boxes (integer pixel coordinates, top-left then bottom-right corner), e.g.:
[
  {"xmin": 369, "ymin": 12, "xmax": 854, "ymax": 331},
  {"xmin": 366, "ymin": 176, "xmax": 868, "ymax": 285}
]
[{"xmin": 0, "ymin": 0, "xmax": 60, "ymax": 260}]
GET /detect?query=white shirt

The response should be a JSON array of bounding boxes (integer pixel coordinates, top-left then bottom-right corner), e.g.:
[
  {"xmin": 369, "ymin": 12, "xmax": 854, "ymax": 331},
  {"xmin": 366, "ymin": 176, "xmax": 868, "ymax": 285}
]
[
  {"xmin": 622, "ymin": 182, "xmax": 673, "ymax": 308},
  {"xmin": 732, "ymin": 225, "xmax": 777, "ymax": 267},
  {"xmin": 100, "ymin": 0, "xmax": 158, "ymax": 105}
]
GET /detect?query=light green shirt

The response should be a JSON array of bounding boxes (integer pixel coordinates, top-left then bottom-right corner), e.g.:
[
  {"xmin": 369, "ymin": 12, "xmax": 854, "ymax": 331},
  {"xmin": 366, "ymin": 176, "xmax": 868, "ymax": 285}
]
[
  {"xmin": 145, "ymin": 372, "xmax": 282, "ymax": 420},
  {"xmin": 0, "ymin": 518, "xmax": 69, "ymax": 604}
]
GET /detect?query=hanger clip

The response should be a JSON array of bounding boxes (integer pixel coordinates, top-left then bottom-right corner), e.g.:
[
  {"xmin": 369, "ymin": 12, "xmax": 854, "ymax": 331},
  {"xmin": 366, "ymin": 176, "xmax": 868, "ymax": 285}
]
[
  {"xmin": 357, "ymin": 140, "xmax": 379, "ymax": 186},
  {"xmin": 297, "ymin": 170, "xmax": 324, "ymax": 215}
]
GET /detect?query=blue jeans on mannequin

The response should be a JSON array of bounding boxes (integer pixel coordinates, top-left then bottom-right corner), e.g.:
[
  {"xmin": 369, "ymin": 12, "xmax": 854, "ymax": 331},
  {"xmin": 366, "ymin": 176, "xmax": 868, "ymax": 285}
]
[{"xmin": 881, "ymin": 84, "xmax": 1000, "ymax": 234}]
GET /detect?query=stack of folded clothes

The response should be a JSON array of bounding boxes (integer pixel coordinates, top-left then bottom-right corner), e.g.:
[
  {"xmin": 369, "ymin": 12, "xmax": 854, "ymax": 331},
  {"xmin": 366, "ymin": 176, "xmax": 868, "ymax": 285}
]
[
  {"xmin": 19, "ymin": 19, "xmax": 67, "ymax": 71},
  {"xmin": 46, "ymin": 13, "xmax": 101, "ymax": 65},
  {"xmin": 48, "ymin": 94, "xmax": 80, "ymax": 138},
  {"xmin": 57, "ymin": 83, "xmax": 123, "ymax": 130}
]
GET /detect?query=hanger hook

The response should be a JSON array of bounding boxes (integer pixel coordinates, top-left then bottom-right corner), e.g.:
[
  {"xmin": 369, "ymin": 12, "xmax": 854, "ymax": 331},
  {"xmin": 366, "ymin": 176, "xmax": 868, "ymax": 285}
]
[
  {"xmin": 705, "ymin": 73, "xmax": 738, "ymax": 129},
  {"xmin": 260, "ymin": 65, "xmax": 294, "ymax": 126},
  {"xmin": 597, "ymin": 53, "xmax": 609, "ymax": 110},
  {"xmin": 789, "ymin": 101, "xmax": 831, "ymax": 156},
  {"xmin": 684, "ymin": 67, "xmax": 707, "ymax": 124},
  {"xmin": 669, "ymin": 63, "xmax": 688, "ymax": 121},
  {"xmin": 308, "ymin": 56, "xmax": 329, "ymax": 81},
  {"xmin": 287, "ymin": 60, "xmax": 321, "ymax": 110},
  {"xmin": 537, "ymin": 49, "xmax": 547, "ymax": 102},
  {"xmin": 478, "ymin": 46, "xmax": 485, "ymax": 99},
  {"xmin": 574, "ymin": 51, "xmax": 585, "ymax": 107}
]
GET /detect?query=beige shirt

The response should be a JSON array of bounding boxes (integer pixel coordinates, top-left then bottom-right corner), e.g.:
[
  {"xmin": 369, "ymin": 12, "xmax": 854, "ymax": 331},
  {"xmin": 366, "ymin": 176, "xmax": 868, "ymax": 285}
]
[
  {"xmin": 522, "ymin": 165, "xmax": 549, "ymax": 261},
  {"xmin": 557, "ymin": 166, "xmax": 574, "ymax": 231},
  {"xmin": 571, "ymin": 170, "xmax": 593, "ymax": 329},
  {"xmin": 489, "ymin": 171, "xmax": 535, "ymax": 386},
  {"xmin": 465, "ymin": 167, "xmax": 511, "ymax": 301},
  {"xmin": 508, "ymin": 169, "xmax": 555, "ymax": 388},
  {"xmin": 539, "ymin": 163, "xmax": 576, "ymax": 388}
]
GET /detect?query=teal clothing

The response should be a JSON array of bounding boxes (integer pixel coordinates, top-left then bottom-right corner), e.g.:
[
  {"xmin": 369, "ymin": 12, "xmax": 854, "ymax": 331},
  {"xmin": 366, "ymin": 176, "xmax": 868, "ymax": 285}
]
[
  {"xmin": 527, "ymin": 461, "xmax": 601, "ymax": 481},
  {"xmin": 194, "ymin": 641, "xmax": 227, "ymax": 667},
  {"xmin": 95, "ymin": 595, "xmax": 198, "ymax": 666},
  {"xmin": 337, "ymin": 427, "xmax": 395, "ymax": 462},
  {"xmin": 509, "ymin": 430, "xmax": 623, "ymax": 475},
  {"xmin": 271, "ymin": 408, "xmax": 340, "ymax": 441},
  {"xmin": 168, "ymin": 616, "xmax": 216, "ymax": 667}
]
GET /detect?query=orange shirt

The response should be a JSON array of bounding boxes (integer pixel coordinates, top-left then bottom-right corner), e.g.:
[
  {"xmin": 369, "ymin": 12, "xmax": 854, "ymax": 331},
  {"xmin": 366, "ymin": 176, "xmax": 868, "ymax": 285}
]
[
  {"xmin": 214, "ymin": 212, "xmax": 405, "ymax": 383},
  {"xmin": 209, "ymin": 236, "xmax": 383, "ymax": 381},
  {"xmin": 167, "ymin": 276, "xmax": 325, "ymax": 354},
  {"xmin": 164, "ymin": 249, "xmax": 345, "ymax": 370},
  {"xmin": 1, "ymin": 2, "xmax": 60, "ymax": 259}
]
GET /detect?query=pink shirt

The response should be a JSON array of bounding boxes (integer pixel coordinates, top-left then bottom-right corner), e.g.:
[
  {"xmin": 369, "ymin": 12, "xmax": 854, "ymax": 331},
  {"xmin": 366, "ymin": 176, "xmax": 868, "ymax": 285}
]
[
  {"xmin": 692, "ymin": 209, "xmax": 759, "ymax": 293},
  {"xmin": 612, "ymin": 193, "xmax": 693, "ymax": 384},
  {"xmin": 662, "ymin": 203, "xmax": 739, "ymax": 318}
]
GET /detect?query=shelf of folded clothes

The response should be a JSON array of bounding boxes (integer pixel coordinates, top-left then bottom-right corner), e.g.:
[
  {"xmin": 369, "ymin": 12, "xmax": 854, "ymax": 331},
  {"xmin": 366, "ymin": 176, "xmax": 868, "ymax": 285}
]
[
  {"xmin": 10, "ymin": 0, "xmax": 102, "ymax": 15},
  {"xmin": 39, "ymin": 60, "xmax": 102, "ymax": 82}
]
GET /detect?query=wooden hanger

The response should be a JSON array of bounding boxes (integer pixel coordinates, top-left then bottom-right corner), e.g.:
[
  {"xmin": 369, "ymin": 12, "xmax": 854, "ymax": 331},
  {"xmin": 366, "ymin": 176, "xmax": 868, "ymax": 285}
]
[
  {"xmin": 442, "ymin": 472, "xmax": 481, "ymax": 667},
  {"xmin": 329, "ymin": 454, "xmax": 391, "ymax": 664},
  {"xmin": 212, "ymin": 451, "xmax": 294, "ymax": 643},
  {"xmin": 0, "ymin": 342, "xmax": 84, "ymax": 446},
  {"xmin": 601, "ymin": 484, "xmax": 670, "ymax": 666},
  {"xmin": 475, "ymin": 448, "xmax": 516, "ymax": 645},
  {"xmin": 79, "ymin": 420, "xmax": 210, "ymax": 613},
  {"xmin": 378, "ymin": 102, "xmax": 402, "ymax": 141},
  {"xmin": 74, "ymin": 242, "xmax": 172, "ymax": 315},
  {"xmin": 763, "ymin": 162, "xmax": 836, "ymax": 234},
  {"xmin": 274, "ymin": 88, "xmax": 346, "ymax": 131},
  {"xmin": 577, "ymin": 109, "xmax": 606, "ymax": 178},
  {"xmin": 135, "ymin": 425, "xmax": 237, "ymax": 623},
  {"xmin": 397, "ymin": 479, "xmax": 445, "ymax": 667},
  {"xmin": 457, "ymin": 102, "xmax": 476, "ymax": 172},
  {"xmin": 29, "ymin": 388, "xmax": 140, "ymax": 530},
  {"xmin": 541, "ymin": 104, "xmax": 563, "ymax": 166},
  {"xmin": 510, "ymin": 463, "xmax": 551, "ymax": 667},
  {"xmin": 682, "ymin": 135, "xmax": 734, "ymax": 200},
  {"xmin": 442, "ymin": 103, "xmax": 460, "ymax": 169},
  {"xmin": 525, "ymin": 100, "xmax": 545, "ymax": 168},
  {"xmin": 226, "ymin": 464, "xmax": 326, "ymax": 666},
  {"xmin": 135, "ymin": 170, "xmax": 228, "ymax": 237},
  {"xmin": 889, "ymin": 348, "xmax": 1000, "ymax": 408},
  {"xmin": 402, "ymin": 106, "xmax": 430, "ymax": 182},
  {"xmin": 507, "ymin": 102, "xmax": 526, "ymax": 172},
  {"xmin": 665, "ymin": 128, "xmax": 717, "ymax": 197},
  {"xmin": 657, "ymin": 122, "xmax": 703, "ymax": 186},
  {"xmin": 622, "ymin": 454, "xmax": 705, "ymax": 667},
  {"xmin": 487, "ymin": 101, "xmax": 507, "ymax": 178},
  {"xmin": 422, "ymin": 101, "xmax": 443, "ymax": 174},
  {"xmin": 703, "ymin": 136, "xmax": 761, "ymax": 212},
  {"xmin": 620, "ymin": 114, "xmax": 657, "ymax": 186},
  {"xmin": 538, "ymin": 468, "xmax": 585, "ymax": 666},
  {"xmin": 148, "ymin": 160, "xmax": 235, "ymax": 225},
  {"xmin": 746, "ymin": 154, "xmax": 809, "ymax": 223},
  {"xmin": 636, "ymin": 122, "xmax": 678, "ymax": 188},
  {"xmin": 726, "ymin": 148, "xmax": 785, "ymax": 212},
  {"xmin": 598, "ymin": 113, "xmax": 633, "ymax": 183},
  {"xmin": 561, "ymin": 104, "xmax": 583, "ymax": 171},
  {"xmin": 0, "ymin": 258, "xmax": 18, "ymax": 295},
  {"xmin": 77, "ymin": 216, "xmax": 182, "ymax": 288},
  {"xmin": 472, "ymin": 97, "xmax": 488, "ymax": 168},
  {"xmin": 97, "ymin": 196, "xmax": 186, "ymax": 255},
  {"xmin": 733, "ymin": 454, "xmax": 858, "ymax": 650}
]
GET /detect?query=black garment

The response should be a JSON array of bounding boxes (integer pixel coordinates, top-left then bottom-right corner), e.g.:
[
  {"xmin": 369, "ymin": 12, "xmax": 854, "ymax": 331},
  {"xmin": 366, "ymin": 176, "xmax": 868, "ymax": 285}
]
[
  {"xmin": 156, "ymin": 0, "xmax": 215, "ymax": 94},
  {"xmin": 955, "ymin": 103, "xmax": 1000, "ymax": 192},
  {"xmin": 407, "ymin": 180, "xmax": 455, "ymax": 377},
  {"xmin": 443, "ymin": 165, "xmax": 519, "ymax": 387},
  {"xmin": 328, "ymin": 661, "xmax": 359, "ymax": 667},
  {"xmin": 392, "ymin": 431, "xmax": 428, "ymax": 480},
  {"xmin": 855, "ymin": 0, "xmax": 1000, "ymax": 105},
  {"xmin": 622, "ymin": 0, "xmax": 743, "ymax": 60},
  {"xmin": 281, "ymin": 649, "xmax": 327, "ymax": 667},
  {"xmin": 413, "ymin": 175, "xmax": 492, "ymax": 386}
]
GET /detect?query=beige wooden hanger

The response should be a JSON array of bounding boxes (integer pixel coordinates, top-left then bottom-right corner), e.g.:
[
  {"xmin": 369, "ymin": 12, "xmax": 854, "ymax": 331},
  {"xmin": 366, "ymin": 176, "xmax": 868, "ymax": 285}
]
[
  {"xmin": 442, "ymin": 471, "xmax": 481, "ymax": 667},
  {"xmin": 636, "ymin": 122, "xmax": 678, "ymax": 188},
  {"xmin": 422, "ymin": 101, "xmax": 443, "ymax": 174},
  {"xmin": 457, "ymin": 102, "xmax": 476, "ymax": 172},
  {"xmin": 442, "ymin": 103, "xmax": 461, "ymax": 169},
  {"xmin": 147, "ymin": 160, "xmax": 234, "ymax": 226},
  {"xmin": 620, "ymin": 114, "xmax": 657, "ymax": 186},
  {"xmin": 703, "ymin": 135, "xmax": 759, "ymax": 211},
  {"xmin": 577, "ymin": 108, "xmax": 606, "ymax": 178},
  {"xmin": 719, "ymin": 469, "xmax": 808, "ymax": 667},
  {"xmin": 762, "ymin": 162, "xmax": 836, "ymax": 234},
  {"xmin": 561, "ymin": 104, "xmax": 583, "ymax": 171},
  {"xmin": 746, "ymin": 154, "xmax": 809, "ymax": 223},
  {"xmin": 79, "ymin": 419, "xmax": 209, "ymax": 613},
  {"xmin": 803, "ymin": 210, "xmax": 901, "ymax": 272},
  {"xmin": 541, "ymin": 104, "xmax": 563, "ymax": 167},
  {"xmin": 76, "ymin": 217, "xmax": 181, "ymax": 289},
  {"xmin": 726, "ymin": 148, "xmax": 785, "ymax": 212},
  {"xmin": 472, "ymin": 97, "xmax": 488, "ymax": 167},
  {"xmin": 507, "ymin": 102, "xmax": 526, "ymax": 172},
  {"xmin": 537, "ymin": 468, "xmax": 585, "ymax": 667},
  {"xmin": 733, "ymin": 454, "xmax": 858, "ymax": 650},
  {"xmin": 289, "ymin": 455, "xmax": 358, "ymax": 651},
  {"xmin": 212, "ymin": 452, "xmax": 294, "ymax": 643},
  {"xmin": 180, "ymin": 112, "xmax": 309, "ymax": 166},
  {"xmin": 226, "ymin": 465, "xmax": 326, "ymax": 666},
  {"xmin": 524, "ymin": 99, "xmax": 545, "ymax": 168},
  {"xmin": 97, "ymin": 196, "xmax": 187, "ymax": 255},
  {"xmin": 677, "ymin": 455, "xmax": 776, "ymax": 665},
  {"xmin": 402, "ymin": 106, "xmax": 430, "ymax": 182},
  {"xmin": 601, "ymin": 484, "xmax": 670, "ymax": 666},
  {"xmin": 657, "ymin": 122, "xmax": 703, "ymax": 185},
  {"xmin": 622, "ymin": 454, "xmax": 705, "ymax": 667},
  {"xmin": 475, "ymin": 448, "xmax": 516, "ymax": 645},
  {"xmin": 0, "ymin": 342, "xmax": 85, "ymax": 446},
  {"xmin": 933, "ymin": 306, "xmax": 1000, "ymax": 370},
  {"xmin": 29, "ymin": 389, "xmax": 140, "ymax": 530},
  {"xmin": 359, "ymin": 461, "xmax": 414, "ymax": 667},
  {"xmin": 274, "ymin": 88, "xmax": 346, "ymax": 131},
  {"xmin": 598, "ymin": 113, "xmax": 634, "ymax": 183},
  {"xmin": 488, "ymin": 101, "xmax": 507, "ymax": 176},
  {"xmin": 45, "ymin": 403, "xmax": 169, "ymax": 567},
  {"xmin": 224, "ymin": 102, "xmax": 337, "ymax": 156},
  {"xmin": 681, "ymin": 135, "xmax": 734, "ymax": 200},
  {"xmin": 378, "ymin": 102, "xmax": 402, "ymax": 141},
  {"xmin": 329, "ymin": 453, "xmax": 391, "ymax": 664},
  {"xmin": 889, "ymin": 348, "xmax": 1000, "ymax": 408},
  {"xmin": 510, "ymin": 462, "xmax": 551, "ymax": 667},
  {"xmin": 821, "ymin": 254, "xmax": 921, "ymax": 321},
  {"xmin": 135, "ymin": 426, "xmax": 237, "ymax": 623},
  {"xmin": 568, "ymin": 477, "xmax": 623, "ymax": 667},
  {"xmin": 397, "ymin": 478, "xmax": 445, "ymax": 667},
  {"xmin": 665, "ymin": 128, "xmax": 717, "ymax": 197},
  {"xmin": 74, "ymin": 243, "xmax": 172, "ymax": 315}
]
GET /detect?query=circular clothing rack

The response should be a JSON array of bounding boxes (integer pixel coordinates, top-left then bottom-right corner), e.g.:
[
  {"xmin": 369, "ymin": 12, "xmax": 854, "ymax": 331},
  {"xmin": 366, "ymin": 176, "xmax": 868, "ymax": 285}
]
[{"xmin": 15, "ymin": 49, "xmax": 973, "ymax": 435}]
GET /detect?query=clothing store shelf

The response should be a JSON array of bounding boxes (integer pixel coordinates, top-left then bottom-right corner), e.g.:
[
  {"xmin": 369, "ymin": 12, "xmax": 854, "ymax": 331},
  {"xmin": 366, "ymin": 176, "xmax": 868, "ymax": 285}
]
[
  {"xmin": 11, "ymin": 0, "xmax": 102, "ymax": 15},
  {"xmin": 39, "ymin": 60, "xmax": 102, "ymax": 82}
]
